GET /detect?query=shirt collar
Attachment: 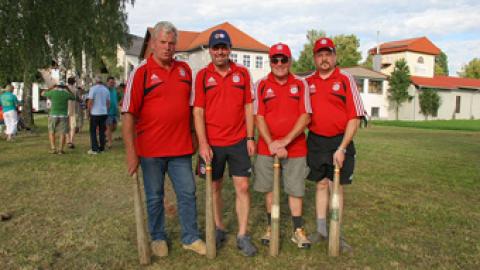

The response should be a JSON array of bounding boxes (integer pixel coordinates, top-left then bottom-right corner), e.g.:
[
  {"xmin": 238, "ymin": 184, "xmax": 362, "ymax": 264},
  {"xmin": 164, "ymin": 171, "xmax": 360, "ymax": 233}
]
[
  {"xmin": 267, "ymin": 72, "xmax": 295, "ymax": 86},
  {"xmin": 314, "ymin": 67, "xmax": 340, "ymax": 81},
  {"xmin": 207, "ymin": 61, "xmax": 236, "ymax": 75}
]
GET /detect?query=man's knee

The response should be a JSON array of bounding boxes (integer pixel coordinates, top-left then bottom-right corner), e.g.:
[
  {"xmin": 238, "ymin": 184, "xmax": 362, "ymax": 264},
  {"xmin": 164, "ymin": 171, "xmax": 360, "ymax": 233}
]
[
  {"xmin": 316, "ymin": 178, "xmax": 329, "ymax": 191},
  {"xmin": 235, "ymin": 179, "xmax": 250, "ymax": 194}
]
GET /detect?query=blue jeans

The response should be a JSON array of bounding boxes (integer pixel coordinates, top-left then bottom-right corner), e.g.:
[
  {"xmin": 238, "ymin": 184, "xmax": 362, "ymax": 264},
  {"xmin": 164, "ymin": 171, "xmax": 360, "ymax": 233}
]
[{"xmin": 140, "ymin": 155, "xmax": 200, "ymax": 244}]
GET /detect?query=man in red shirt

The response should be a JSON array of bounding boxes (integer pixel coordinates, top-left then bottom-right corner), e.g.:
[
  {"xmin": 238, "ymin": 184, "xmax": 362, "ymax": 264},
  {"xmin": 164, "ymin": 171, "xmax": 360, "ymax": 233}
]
[
  {"xmin": 253, "ymin": 43, "xmax": 312, "ymax": 249},
  {"xmin": 192, "ymin": 29, "xmax": 256, "ymax": 256},
  {"xmin": 122, "ymin": 21, "xmax": 206, "ymax": 257},
  {"xmin": 305, "ymin": 37, "xmax": 365, "ymax": 252}
]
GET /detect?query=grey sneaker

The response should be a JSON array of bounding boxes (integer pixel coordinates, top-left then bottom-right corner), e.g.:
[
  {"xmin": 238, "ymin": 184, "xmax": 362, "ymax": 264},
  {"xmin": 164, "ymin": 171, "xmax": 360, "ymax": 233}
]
[
  {"xmin": 340, "ymin": 237, "xmax": 353, "ymax": 253},
  {"xmin": 236, "ymin": 235, "xmax": 257, "ymax": 257},
  {"xmin": 308, "ymin": 231, "xmax": 328, "ymax": 244},
  {"xmin": 216, "ymin": 228, "xmax": 227, "ymax": 248}
]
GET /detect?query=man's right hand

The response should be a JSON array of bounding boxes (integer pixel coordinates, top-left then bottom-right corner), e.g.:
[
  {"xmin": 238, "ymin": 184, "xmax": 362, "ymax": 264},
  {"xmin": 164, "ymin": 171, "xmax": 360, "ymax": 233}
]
[
  {"xmin": 126, "ymin": 152, "xmax": 139, "ymax": 176},
  {"xmin": 199, "ymin": 143, "xmax": 213, "ymax": 163},
  {"xmin": 275, "ymin": 147, "xmax": 288, "ymax": 159}
]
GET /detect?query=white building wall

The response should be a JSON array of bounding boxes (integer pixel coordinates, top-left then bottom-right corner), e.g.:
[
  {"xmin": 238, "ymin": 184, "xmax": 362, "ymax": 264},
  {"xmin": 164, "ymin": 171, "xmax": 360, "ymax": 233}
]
[
  {"xmin": 379, "ymin": 52, "xmax": 435, "ymax": 78},
  {"xmin": 360, "ymin": 79, "xmax": 389, "ymax": 119}
]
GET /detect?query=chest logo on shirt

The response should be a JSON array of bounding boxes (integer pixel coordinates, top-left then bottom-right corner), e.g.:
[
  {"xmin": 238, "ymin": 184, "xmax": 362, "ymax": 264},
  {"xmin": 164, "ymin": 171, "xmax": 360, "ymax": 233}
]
[
  {"xmin": 179, "ymin": 68, "xmax": 186, "ymax": 77},
  {"xmin": 265, "ymin": 88, "xmax": 276, "ymax": 98},
  {"xmin": 290, "ymin": 85, "xmax": 298, "ymax": 94},
  {"xmin": 309, "ymin": 84, "xmax": 316, "ymax": 94},
  {"xmin": 206, "ymin": 77, "xmax": 217, "ymax": 87},
  {"xmin": 332, "ymin": 82, "xmax": 341, "ymax": 91},
  {"xmin": 232, "ymin": 74, "xmax": 240, "ymax": 83},
  {"xmin": 150, "ymin": 74, "xmax": 161, "ymax": 83}
]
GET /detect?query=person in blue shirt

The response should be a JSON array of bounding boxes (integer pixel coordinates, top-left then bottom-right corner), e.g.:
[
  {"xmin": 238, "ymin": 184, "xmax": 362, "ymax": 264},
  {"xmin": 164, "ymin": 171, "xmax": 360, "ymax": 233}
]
[{"xmin": 0, "ymin": 85, "xmax": 19, "ymax": 141}]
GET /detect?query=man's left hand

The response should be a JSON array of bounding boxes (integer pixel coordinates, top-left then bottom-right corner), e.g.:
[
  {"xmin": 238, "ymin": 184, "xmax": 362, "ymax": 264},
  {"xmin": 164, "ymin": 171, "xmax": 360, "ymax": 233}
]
[{"xmin": 333, "ymin": 149, "xmax": 345, "ymax": 168}]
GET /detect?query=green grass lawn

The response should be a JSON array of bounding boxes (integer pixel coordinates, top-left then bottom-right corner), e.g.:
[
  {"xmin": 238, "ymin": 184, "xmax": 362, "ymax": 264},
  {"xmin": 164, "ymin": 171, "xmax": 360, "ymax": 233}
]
[
  {"xmin": 1, "ymin": 115, "xmax": 479, "ymax": 269},
  {"xmin": 372, "ymin": 119, "xmax": 480, "ymax": 131}
]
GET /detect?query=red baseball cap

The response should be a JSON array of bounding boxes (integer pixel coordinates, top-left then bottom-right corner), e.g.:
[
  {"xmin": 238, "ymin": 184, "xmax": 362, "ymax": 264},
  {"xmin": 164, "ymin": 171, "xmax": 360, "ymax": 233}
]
[
  {"xmin": 269, "ymin": 43, "xmax": 292, "ymax": 58},
  {"xmin": 313, "ymin": 37, "xmax": 336, "ymax": 53}
]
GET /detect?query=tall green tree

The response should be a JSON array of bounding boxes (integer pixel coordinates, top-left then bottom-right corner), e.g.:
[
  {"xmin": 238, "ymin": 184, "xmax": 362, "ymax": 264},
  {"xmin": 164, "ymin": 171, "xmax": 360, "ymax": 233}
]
[
  {"xmin": 0, "ymin": 0, "xmax": 133, "ymax": 128},
  {"xmin": 434, "ymin": 51, "xmax": 449, "ymax": 76},
  {"xmin": 419, "ymin": 88, "xmax": 441, "ymax": 120},
  {"xmin": 388, "ymin": 59, "xmax": 412, "ymax": 120},
  {"xmin": 292, "ymin": 30, "xmax": 362, "ymax": 73},
  {"xmin": 458, "ymin": 58, "xmax": 480, "ymax": 79}
]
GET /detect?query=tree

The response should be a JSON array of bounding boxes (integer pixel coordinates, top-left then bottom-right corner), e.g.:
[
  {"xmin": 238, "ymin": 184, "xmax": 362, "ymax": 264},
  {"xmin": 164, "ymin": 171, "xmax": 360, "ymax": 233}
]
[
  {"xmin": 292, "ymin": 30, "xmax": 325, "ymax": 73},
  {"xmin": 458, "ymin": 58, "xmax": 480, "ymax": 79},
  {"xmin": 362, "ymin": 54, "xmax": 373, "ymax": 69},
  {"xmin": 388, "ymin": 59, "xmax": 412, "ymax": 120},
  {"xmin": 332, "ymin": 34, "xmax": 362, "ymax": 67},
  {"xmin": 419, "ymin": 88, "xmax": 441, "ymax": 120},
  {"xmin": 292, "ymin": 30, "xmax": 362, "ymax": 73},
  {"xmin": 434, "ymin": 51, "xmax": 449, "ymax": 76},
  {"xmin": 0, "ymin": 0, "xmax": 133, "ymax": 128}
]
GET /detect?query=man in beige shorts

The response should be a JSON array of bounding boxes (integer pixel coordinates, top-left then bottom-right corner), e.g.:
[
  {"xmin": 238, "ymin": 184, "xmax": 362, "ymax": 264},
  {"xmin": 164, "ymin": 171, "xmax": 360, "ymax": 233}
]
[{"xmin": 253, "ymin": 43, "xmax": 312, "ymax": 248}]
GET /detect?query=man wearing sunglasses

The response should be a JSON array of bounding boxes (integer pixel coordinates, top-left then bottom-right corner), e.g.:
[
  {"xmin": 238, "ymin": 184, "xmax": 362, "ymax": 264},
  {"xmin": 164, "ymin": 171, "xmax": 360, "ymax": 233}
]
[
  {"xmin": 192, "ymin": 29, "xmax": 257, "ymax": 256},
  {"xmin": 253, "ymin": 43, "xmax": 312, "ymax": 249},
  {"xmin": 305, "ymin": 37, "xmax": 365, "ymax": 252}
]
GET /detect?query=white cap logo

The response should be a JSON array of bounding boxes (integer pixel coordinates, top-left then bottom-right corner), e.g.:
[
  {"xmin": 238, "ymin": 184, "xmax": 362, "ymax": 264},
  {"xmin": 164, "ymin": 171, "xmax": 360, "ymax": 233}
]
[
  {"xmin": 215, "ymin": 33, "xmax": 225, "ymax": 39},
  {"xmin": 277, "ymin": 44, "xmax": 283, "ymax": 50},
  {"xmin": 321, "ymin": 39, "xmax": 327, "ymax": 44}
]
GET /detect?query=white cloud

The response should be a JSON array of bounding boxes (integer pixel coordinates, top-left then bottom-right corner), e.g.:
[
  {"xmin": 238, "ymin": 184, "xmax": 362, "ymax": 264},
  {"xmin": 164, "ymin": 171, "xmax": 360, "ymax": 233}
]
[{"xmin": 126, "ymin": 0, "xmax": 480, "ymax": 75}]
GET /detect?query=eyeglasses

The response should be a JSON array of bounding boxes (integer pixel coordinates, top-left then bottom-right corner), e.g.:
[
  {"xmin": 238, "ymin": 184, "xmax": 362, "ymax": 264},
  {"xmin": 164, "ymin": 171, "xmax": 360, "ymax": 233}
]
[{"xmin": 270, "ymin": 57, "xmax": 289, "ymax": 65}]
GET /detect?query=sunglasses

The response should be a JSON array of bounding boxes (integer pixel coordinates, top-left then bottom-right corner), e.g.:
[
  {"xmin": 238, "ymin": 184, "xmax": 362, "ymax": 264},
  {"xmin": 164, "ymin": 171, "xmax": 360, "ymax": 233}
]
[{"xmin": 270, "ymin": 57, "xmax": 289, "ymax": 64}]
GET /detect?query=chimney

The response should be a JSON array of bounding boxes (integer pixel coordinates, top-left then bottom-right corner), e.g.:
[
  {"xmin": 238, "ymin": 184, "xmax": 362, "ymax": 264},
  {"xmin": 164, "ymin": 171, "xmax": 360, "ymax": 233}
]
[{"xmin": 372, "ymin": 30, "xmax": 382, "ymax": 72}]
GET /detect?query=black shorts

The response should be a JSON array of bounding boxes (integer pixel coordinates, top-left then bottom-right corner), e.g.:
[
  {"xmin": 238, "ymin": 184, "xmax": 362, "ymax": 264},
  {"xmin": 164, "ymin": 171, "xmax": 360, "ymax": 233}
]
[
  {"xmin": 306, "ymin": 132, "xmax": 356, "ymax": 185},
  {"xmin": 197, "ymin": 138, "xmax": 252, "ymax": 180}
]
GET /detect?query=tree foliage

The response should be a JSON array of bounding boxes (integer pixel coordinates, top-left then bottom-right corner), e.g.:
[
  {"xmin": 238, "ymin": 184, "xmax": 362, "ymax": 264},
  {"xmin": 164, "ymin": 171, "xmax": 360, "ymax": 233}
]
[
  {"xmin": 388, "ymin": 59, "xmax": 412, "ymax": 120},
  {"xmin": 458, "ymin": 58, "xmax": 480, "ymax": 79},
  {"xmin": 419, "ymin": 88, "xmax": 441, "ymax": 120},
  {"xmin": 0, "ymin": 0, "xmax": 133, "ymax": 127},
  {"xmin": 434, "ymin": 51, "xmax": 449, "ymax": 76},
  {"xmin": 292, "ymin": 30, "xmax": 362, "ymax": 73}
]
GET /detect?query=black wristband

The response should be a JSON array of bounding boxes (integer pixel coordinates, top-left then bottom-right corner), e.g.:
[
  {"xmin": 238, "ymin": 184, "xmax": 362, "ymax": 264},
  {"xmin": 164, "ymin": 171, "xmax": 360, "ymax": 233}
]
[{"xmin": 246, "ymin": 137, "xmax": 255, "ymax": 141}]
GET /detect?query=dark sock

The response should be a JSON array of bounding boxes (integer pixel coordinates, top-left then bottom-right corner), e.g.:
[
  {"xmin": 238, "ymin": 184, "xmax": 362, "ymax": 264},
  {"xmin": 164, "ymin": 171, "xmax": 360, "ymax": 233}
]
[
  {"xmin": 292, "ymin": 216, "xmax": 304, "ymax": 230},
  {"xmin": 266, "ymin": 213, "xmax": 271, "ymax": 226}
]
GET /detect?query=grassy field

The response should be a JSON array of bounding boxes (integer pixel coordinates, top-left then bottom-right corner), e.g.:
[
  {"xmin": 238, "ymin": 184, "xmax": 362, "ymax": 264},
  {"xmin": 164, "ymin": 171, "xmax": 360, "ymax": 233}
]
[
  {"xmin": 372, "ymin": 119, "xmax": 480, "ymax": 131},
  {"xmin": 1, "ymin": 115, "xmax": 479, "ymax": 269}
]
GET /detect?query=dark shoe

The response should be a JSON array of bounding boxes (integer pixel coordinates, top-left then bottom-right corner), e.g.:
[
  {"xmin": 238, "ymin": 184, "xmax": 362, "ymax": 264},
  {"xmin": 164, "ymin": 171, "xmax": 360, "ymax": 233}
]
[
  {"xmin": 67, "ymin": 143, "xmax": 75, "ymax": 149},
  {"xmin": 236, "ymin": 235, "xmax": 257, "ymax": 257},
  {"xmin": 260, "ymin": 226, "xmax": 271, "ymax": 246},
  {"xmin": 308, "ymin": 231, "xmax": 328, "ymax": 244},
  {"xmin": 57, "ymin": 150, "xmax": 66, "ymax": 155},
  {"xmin": 340, "ymin": 237, "xmax": 353, "ymax": 254},
  {"xmin": 216, "ymin": 228, "xmax": 227, "ymax": 248}
]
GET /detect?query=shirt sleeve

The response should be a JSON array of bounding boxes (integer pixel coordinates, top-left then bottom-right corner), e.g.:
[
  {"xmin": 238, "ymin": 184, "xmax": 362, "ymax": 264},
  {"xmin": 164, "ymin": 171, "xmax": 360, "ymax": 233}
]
[
  {"xmin": 87, "ymin": 88, "xmax": 94, "ymax": 100},
  {"xmin": 298, "ymin": 78, "xmax": 312, "ymax": 114},
  {"xmin": 192, "ymin": 69, "xmax": 206, "ymax": 108},
  {"xmin": 255, "ymin": 80, "xmax": 265, "ymax": 116},
  {"xmin": 344, "ymin": 73, "xmax": 365, "ymax": 120},
  {"xmin": 121, "ymin": 67, "xmax": 145, "ymax": 117}
]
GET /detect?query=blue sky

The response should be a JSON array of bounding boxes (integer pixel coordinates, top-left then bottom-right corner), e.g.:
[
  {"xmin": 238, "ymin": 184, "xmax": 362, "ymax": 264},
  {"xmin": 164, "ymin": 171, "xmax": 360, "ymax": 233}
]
[{"xmin": 126, "ymin": 0, "xmax": 480, "ymax": 76}]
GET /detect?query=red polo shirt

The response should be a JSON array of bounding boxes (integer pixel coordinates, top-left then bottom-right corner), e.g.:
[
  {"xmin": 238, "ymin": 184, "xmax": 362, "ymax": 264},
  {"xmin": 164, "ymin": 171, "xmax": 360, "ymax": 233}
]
[
  {"xmin": 192, "ymin": 61, "xmax": 253, "ymax": 147},
  {"xmin": 122, "ymin": 55, "xmax": 194, "ymax": 157},
  {"xmin": 306, "ymin": 67, "xmax": 365, "ymax": 137},
  {"xmin": 254, "ymin": 73, "xmax": 312, "ymax": 157}
]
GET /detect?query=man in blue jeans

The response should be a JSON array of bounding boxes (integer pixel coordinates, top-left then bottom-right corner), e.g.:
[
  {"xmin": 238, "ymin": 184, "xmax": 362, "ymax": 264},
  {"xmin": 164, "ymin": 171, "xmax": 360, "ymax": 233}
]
[{"xmin": 121, "ymin": 21, "xmax": 206, "ymax": 257}]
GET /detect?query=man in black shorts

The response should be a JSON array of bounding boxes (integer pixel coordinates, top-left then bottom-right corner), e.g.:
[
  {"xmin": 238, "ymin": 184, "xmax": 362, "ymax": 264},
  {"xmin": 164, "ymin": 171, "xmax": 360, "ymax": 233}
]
[
  {"xmin": 304, "ymin": 37, "xmax": 365, "ymax": 251},
  {"xmin": 192, "ymin": 29, "xmax": 257, "ymax": 256}
]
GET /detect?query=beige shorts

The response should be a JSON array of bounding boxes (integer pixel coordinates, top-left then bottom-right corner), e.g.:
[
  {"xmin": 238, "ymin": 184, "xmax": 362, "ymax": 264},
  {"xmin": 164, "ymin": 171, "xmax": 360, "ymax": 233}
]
[
  {"xmin": 48, "ymin": 116, "xmax": 68, "ymax": 134},
  {"xmin": 253, "ymin": 155, "xmax": 309, "ymax": 197}
]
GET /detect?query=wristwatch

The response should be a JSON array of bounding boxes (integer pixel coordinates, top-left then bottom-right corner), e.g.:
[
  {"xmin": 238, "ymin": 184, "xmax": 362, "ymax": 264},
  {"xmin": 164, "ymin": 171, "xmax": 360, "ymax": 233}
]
[
  {"xmin": 246, "ymin": 137, "xmax": 255, "ymax": 141},
  {"xmin": 337, "ymin": 147, "xmax": 347, "ymax": 154}
]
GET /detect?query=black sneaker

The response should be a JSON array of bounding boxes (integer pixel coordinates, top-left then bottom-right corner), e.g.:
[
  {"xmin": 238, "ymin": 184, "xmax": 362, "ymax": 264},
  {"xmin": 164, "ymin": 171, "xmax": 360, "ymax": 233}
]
[
  {"xmin": 236, "ymin": 235, "xmax": 257, "ymax": 257},
  {"xmin": 216, "ymin": 228, "xmax": 226, "ymax": 248}
]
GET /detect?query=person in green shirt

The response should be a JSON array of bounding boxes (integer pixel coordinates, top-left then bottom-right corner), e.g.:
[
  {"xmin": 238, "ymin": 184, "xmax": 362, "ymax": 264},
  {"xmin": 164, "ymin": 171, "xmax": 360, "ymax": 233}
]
[
  {"xmin": 42, "ymin": 82, "xmax": 75, "ymax": 154},
  {"xmin": 105, "ymin": 76, "xmax": 119, "ymax": 149},
  {"xmin": 0, "ymin": 85, "xmax": 19, "ymax": 141}
]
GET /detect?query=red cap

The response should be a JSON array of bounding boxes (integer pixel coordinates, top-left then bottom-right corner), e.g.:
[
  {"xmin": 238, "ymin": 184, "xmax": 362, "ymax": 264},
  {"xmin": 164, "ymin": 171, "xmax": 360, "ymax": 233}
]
[
  {"xmin": 313, "ymin": 37, "xmax": 336, "ymax": 53},
  {"xmin": 269, "ymin": 43, "xmax": 292, "ymax": 58}
]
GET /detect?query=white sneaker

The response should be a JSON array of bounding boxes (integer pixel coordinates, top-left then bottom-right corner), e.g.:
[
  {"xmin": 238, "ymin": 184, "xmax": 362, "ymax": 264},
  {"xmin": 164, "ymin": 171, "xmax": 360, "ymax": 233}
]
[{"xmin": 87, "ymin": 150, "xmax": 98, "ymax": 155}]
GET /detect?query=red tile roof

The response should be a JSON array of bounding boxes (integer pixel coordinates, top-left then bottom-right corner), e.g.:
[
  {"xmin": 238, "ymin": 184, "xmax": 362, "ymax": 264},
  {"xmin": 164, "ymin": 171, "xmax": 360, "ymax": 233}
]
[
  {"xmin": 369, "ymin": 37, "xmax": 441, "ymax": 56},
  {"xmin": 411, "ymin": 75, "xmax": 480, "ymax": 91},
  {"xmin": 141, "ymin": 22, "xmax": 269, "ymax": 59}
]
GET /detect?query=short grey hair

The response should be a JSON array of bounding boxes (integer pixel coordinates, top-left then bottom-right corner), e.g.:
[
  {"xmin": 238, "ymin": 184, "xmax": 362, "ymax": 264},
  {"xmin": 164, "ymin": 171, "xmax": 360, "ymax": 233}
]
[{"xmin": 152, "ymin": 21, "xmax": 178, "ymax": 42}]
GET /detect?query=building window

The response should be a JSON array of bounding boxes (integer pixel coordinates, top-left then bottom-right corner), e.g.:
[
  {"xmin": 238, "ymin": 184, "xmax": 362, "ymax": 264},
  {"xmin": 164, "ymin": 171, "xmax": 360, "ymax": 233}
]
[
  {"xmin": 355, "ymin": 78, "xmax": 363, "ymax": 93},
  {"xmin": 417, "ymin": 56, "xmax": 424, "ymax": 64},
  {"xmin": 230, "ymin": 53, "xmax": 238, "ymax": 63},
  {"xmin": 368, "ymin": 80, "xmax": 382, "ymax": 94},
  {"xmin": 455, "ymin": 96, "xmax": 461, "ymax": 113},
  {"xmin": 255, "ymin": 56, "xmax": 263, "ymax": 69},
  {"xmin": 371, "ymin": 107, "xmax": 380, "ymax": 118},
  {"xmin": 243, "ymin": 55, "xmax": 250, "ymax": 68}
]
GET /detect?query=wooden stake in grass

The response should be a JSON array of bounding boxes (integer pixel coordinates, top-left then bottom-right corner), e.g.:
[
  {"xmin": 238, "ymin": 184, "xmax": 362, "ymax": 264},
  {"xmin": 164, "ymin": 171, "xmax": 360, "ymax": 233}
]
[
  {"xmin": 132, "ymin": 172, "xmax": 151, "ymax": 265},
  {"xmin": 328, "ymin": 164, "xmax": 341, "ymax": 257},
  {"xmin": 270, "ymin": 156, "xmax": 281, "ymax": 257},
  {"xmin": 205, "ymin": 162, "xmax": 216, "ymax": 259}
]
